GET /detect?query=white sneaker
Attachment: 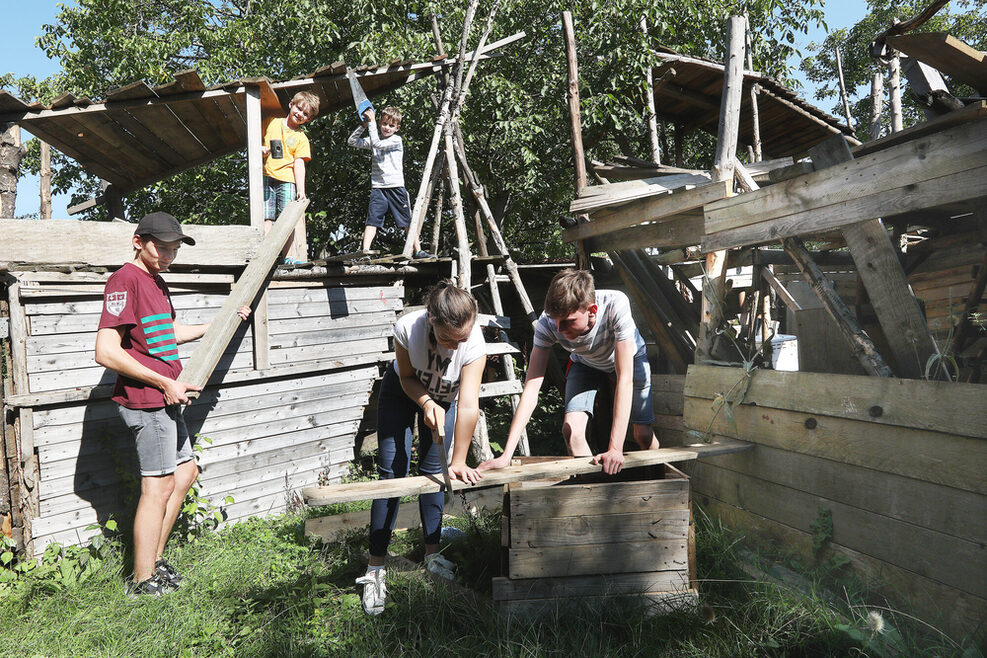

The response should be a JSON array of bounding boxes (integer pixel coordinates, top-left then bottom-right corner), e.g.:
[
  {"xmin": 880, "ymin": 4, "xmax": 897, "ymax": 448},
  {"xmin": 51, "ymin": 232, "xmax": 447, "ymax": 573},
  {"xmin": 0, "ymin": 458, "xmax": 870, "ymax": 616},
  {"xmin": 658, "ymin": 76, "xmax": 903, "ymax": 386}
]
[
  {"xmin": 425, "ymin": 553, "xmax": 456, "ymax": 581},
  {"xmin": 355, "ymin": 568, "xmax": 387, "ymax": 615}
]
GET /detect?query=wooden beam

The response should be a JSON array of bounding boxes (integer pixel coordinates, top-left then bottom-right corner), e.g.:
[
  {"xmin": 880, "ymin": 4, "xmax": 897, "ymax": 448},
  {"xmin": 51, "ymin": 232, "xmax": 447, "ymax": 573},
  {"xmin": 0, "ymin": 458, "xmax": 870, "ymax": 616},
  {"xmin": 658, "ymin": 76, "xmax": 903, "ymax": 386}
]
[
  {"xmin": 179, "ymin": 200, "xmax": 308, "ymax": 394},
  {"xmin": 886, "ymin": 32, "xmax": 987, "ymax": 95},
  {"xmin": 808, "ymin": 135, "xmax": 939, "ymax": 379},
  {"xmin": 760, "ymin": 267, "xmax": 801, "ymax": 311},
  {"xmin": 703, "ymin": 117, "xmax": 987, "ymax": 251},
  {"xmin": 302, "ymin": 443, "xmax": 755, "ymax": 506},
  {"xmin": 563, "ymin": 180, "xmax": 730, "ymax": 243},
  {"xmin": 641, "ymin": 17, "xmax": 661, "ymax": 164},
  {"xmin": 783, "ymin": 236, "xmax": 894, "ymax": 377}
]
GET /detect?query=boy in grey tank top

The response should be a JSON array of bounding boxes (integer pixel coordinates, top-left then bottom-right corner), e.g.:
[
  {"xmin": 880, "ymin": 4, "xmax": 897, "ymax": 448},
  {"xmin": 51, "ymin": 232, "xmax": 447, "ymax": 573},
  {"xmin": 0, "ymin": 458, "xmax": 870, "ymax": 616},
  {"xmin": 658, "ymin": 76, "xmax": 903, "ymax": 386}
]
[{"xmin": 479, "ymin": 269, "xmax": 659, "ymax": 475}]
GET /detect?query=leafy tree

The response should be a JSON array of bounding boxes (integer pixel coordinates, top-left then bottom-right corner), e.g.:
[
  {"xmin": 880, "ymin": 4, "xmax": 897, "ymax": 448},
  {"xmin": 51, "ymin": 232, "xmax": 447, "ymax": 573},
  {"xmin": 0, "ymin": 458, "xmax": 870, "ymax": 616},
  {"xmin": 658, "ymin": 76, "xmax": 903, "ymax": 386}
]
[
  {"xmin": 800, "ymin": 0, "xmax": 987, "ymax": 141},
  {"xmin": 7, "ymin": 0, "xmax": 826, "ymax": 259}
]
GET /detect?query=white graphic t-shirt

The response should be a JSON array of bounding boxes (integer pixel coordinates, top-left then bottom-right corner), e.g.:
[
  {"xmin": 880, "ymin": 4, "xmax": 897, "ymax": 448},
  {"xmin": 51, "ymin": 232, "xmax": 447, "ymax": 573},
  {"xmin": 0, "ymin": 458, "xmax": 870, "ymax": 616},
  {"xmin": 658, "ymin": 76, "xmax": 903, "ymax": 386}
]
[
  {"xmin": 393, "ymin": 309, "xmax": 485, "ymax": 402},
  {"xmin": 533, "ymin": 289, "xmax": 646, "ymax": 373}
]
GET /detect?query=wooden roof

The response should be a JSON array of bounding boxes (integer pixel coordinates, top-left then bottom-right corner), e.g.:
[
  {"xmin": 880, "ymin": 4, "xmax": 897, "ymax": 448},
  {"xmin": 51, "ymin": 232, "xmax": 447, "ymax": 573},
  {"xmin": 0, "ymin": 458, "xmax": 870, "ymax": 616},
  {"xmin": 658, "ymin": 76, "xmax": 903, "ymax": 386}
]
[
  {"xmin": 0, "ymin": 34, "xmax": 523, "ymax": 196},
  {"xmin": 652, "ymin": 48, "xmax": 860, "ymax": 158}
]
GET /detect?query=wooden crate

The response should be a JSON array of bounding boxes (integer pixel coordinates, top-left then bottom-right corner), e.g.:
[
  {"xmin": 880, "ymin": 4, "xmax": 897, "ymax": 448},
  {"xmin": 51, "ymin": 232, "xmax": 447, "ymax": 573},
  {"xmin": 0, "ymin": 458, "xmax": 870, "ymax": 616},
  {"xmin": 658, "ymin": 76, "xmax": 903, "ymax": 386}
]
[{"xmin": 493, "ymin": 465, "xmax": 698, "ymax": 615}]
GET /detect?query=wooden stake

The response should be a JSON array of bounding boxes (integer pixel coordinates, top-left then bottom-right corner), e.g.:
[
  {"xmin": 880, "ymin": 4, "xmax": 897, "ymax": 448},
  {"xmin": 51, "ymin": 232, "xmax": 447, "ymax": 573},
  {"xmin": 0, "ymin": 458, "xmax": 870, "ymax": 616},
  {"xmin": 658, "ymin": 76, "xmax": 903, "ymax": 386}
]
[
  {"xmin": 431, "ymin": 178, "xmax": 446, "ymax": 253},
  {"xmin": 835, "ymin": 46, "xmax": 855, "ymax": 129},
  {"xmin": 641, "ymin": 17, "xmax": 661, "ymax": 164},
  {"xmin": 744, "ymin": 20, "xmax": 762, "ymax": 161},
  {"xmin": 39, "ymin": 141, "xmax": 51, "ymax": 219},
  {"xmin": 889, "ymin": 55, "xmax": 904, "ymax": 132},
  {"xmin": 443, "ymin": 128, "xmax": 472, "ymax": 289},
  {"xmin": 562, "ymin": 11, "xmax": 588, "ymax": 193},
  {"xmin": 868, "ymin": 71, "xmax": 884, "ymax": 141}
]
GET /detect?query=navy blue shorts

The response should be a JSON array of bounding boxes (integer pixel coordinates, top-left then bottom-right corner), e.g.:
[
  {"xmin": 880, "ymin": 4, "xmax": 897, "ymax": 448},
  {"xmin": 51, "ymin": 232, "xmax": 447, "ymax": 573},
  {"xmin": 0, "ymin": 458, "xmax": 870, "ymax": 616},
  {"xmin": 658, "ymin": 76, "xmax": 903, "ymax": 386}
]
[{"xmin": 367, "ymin": 187, "xmax": 411, "ymax": 229}]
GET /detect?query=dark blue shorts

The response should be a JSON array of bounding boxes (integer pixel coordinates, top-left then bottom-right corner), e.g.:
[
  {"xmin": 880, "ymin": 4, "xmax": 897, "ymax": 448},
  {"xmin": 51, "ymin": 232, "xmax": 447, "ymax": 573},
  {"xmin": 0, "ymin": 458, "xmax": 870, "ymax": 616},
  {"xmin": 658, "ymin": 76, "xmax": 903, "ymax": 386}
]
[{"xmin": 367, "ymin": 187, "xmax": 411, "ymax": 229}]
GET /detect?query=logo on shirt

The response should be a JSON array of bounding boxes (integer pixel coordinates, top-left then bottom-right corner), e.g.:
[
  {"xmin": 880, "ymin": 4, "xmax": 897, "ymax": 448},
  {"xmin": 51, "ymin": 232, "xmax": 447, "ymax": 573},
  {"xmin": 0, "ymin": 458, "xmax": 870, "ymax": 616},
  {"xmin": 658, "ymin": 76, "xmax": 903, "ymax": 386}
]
[{"xmin": 105, "ymin": 291, "xmax": 127, "ymax": 317}]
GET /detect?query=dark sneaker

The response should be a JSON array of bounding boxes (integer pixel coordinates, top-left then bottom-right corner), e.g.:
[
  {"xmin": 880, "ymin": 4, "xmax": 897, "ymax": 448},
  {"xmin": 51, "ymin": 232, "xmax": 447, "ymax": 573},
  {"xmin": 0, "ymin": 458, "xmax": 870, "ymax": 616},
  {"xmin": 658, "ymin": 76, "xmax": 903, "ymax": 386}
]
[
  {"xmin": 413, "ymin": 250, "xmax": 436, "ymax": 259},
  {"xmin": 154, "ymin": 559, "xmax": 183, "ymax": 589},
  {"xmin": 127, "ymin": 575, "xmax": 168, "ymax": 598}
]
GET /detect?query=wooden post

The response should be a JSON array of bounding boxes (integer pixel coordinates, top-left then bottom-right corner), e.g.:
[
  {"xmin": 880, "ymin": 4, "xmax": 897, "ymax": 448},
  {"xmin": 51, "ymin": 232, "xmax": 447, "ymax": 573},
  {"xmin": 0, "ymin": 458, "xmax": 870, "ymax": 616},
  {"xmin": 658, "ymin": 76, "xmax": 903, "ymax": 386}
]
[
  {"xmin": 808, "ymin": 136, "xmax": 939, "ymax": 379},
  {"xmin": 431, "ymin": 178, "xmax": 446, "ymax": 253},
  {"xmin": 39, "ymin": 141, "xmax": 51, "ymax": 219},
  {"xmin": 562, "ymin": 10, "xmax": 592, "ymax": 269},
  {"xmin": 0, "ymin": 124, "xmax": 24, "ymax": 219},
  {"xmin": 641, "ymin": 17, "xmax": 661, "ymax": 164},
  {"xmin": 783, "ymin": 236, "xmax": 894, "ymax": 377},
  {"xmin": 835, "ymin": 46, "xmax": 855, "ymax": 129},
  {"xmin": 697, "ymin": 15, "xmax": 745, "ymax": 363},
  {"xmin": 889, "ymin": 55, "xmax": 904, "ymax": 132},
  {"xmin": 443, "ymin": 129, "xmax": 472, "ymax": 289},
  {"xmin": 451, "ymin": 0, "xmax": 502, "ymax": 124},
  {"xmin": 179, "ymin": 199, "xmax": 309, "ymax": 392},
  {"xmin": 868, "ymin": 71, "xmax": 884, "ymax": 141},
  {"xmin": 744, "ymin": 20, "xmax": 762, "ymax": 161},
  {"xmin": 562, "ymin": 11, "xmax": 588, "ymax": 194}
]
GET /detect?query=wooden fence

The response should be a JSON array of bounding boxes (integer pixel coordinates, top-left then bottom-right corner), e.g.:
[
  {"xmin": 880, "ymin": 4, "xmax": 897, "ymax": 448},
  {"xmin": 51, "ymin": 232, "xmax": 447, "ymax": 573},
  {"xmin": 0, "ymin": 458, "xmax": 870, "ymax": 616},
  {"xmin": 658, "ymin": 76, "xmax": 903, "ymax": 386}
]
[
  {"xmin": 2, "ymin": 270, "xmax": 400, "ymax": 555},
  {"xmin": 679, "ymin": 364, "xmax": 987, "ymax": 642}
]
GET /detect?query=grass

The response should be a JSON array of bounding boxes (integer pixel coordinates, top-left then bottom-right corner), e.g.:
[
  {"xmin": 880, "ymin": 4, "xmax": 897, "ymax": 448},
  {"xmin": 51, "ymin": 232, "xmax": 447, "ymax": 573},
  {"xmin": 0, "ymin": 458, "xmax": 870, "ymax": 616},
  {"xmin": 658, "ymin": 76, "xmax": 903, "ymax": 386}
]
[{"xmin": 1, "ymin": 506, "xmax": 979, "ymax": 657}]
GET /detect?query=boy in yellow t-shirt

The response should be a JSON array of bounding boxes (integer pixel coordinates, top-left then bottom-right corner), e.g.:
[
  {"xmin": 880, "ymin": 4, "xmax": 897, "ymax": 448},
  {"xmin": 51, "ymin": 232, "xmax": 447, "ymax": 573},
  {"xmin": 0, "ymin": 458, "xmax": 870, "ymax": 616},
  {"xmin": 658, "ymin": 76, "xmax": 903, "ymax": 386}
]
[{"xmin": 262, "ymin": 90, "xmax": 320, "ymax": 263}]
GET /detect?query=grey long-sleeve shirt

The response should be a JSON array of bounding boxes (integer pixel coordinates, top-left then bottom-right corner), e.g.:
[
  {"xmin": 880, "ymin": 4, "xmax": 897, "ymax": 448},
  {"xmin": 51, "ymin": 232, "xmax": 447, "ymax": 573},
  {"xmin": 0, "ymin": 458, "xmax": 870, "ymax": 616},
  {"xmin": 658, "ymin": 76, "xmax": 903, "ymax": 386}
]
[{"xmin": 347, "ymin": 122, "xmax": 405, "ymax": 188}]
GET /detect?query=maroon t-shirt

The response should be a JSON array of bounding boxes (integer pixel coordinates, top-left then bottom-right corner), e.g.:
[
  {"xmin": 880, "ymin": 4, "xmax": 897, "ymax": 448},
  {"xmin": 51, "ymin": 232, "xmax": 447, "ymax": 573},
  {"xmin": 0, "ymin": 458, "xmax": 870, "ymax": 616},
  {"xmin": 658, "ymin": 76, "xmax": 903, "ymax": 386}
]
[{"xmin": 98, "ymin": 262, "xmax": 182, "ymax": 409}]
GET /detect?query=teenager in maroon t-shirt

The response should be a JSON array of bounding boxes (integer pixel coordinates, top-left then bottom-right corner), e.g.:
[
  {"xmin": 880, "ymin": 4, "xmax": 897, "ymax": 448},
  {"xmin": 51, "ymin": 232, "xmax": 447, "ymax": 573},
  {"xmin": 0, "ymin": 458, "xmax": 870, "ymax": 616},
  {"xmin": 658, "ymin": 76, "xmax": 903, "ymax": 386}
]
[{"xmin": 95, "ymin": 212, "xmax": 250, "ymax": 596}]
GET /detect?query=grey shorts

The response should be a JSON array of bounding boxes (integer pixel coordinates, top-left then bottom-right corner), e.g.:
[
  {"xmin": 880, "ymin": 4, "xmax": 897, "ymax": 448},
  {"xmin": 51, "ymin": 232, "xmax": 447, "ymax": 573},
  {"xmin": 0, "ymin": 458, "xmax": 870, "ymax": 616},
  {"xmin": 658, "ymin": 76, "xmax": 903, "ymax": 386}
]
[
  {"xmin": 564, "ymin": 352, "xmax": 655, "ymax": 426},
  {"xmin": 118, "ymin": 405, "xmax": 194, "ymax": 477}
]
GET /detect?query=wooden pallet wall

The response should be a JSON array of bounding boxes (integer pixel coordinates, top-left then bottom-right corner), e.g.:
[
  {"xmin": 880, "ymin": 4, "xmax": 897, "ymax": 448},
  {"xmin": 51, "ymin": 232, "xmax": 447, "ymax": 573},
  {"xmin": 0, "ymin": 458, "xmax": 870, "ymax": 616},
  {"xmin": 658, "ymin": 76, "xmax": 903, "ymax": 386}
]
[
  {"xmin": 3, "ymin": 273, "xmax": 401, "ymax": 556},
  {"xmin": 681, "ymin": 364, "xmax": 987, "ymax": 643}
]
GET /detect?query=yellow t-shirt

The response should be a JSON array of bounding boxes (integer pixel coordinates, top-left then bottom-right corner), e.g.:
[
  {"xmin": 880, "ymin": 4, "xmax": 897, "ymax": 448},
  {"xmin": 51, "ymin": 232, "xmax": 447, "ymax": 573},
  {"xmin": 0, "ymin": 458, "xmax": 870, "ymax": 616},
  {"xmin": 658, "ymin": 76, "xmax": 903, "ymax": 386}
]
[{"xmin": 262, "ymin": 117, "xmax": 312, "ymax": 183}]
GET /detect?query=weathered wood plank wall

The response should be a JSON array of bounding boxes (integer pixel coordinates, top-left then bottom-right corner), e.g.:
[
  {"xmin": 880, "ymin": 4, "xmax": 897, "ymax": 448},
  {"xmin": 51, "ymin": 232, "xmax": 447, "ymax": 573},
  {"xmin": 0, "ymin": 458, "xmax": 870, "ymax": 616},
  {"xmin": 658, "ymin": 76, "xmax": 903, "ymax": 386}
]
[
  {"xmin": 680, "ymin": 364, "xmax": 987, "ymax": 642},
  {"xmin": 2, "ymin": 273, "xmax": 400, "ymax": 555}
]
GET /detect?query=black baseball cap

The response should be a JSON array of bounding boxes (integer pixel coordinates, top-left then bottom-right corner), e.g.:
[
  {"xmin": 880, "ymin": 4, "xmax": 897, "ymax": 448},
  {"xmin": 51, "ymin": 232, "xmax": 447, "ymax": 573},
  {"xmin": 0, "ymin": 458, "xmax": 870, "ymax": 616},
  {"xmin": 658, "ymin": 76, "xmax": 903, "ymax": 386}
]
[{"xmin": 134, "ymin": 212, "xmax": 196, "ymax": 245}]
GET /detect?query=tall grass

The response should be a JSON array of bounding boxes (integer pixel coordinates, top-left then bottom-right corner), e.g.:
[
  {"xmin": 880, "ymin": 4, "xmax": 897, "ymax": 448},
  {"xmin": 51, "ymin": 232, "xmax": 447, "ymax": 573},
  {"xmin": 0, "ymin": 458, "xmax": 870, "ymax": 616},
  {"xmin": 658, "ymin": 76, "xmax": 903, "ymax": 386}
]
[{"xmin": 0, "ymin": 508, "xmax": 979, "ymax": 657}]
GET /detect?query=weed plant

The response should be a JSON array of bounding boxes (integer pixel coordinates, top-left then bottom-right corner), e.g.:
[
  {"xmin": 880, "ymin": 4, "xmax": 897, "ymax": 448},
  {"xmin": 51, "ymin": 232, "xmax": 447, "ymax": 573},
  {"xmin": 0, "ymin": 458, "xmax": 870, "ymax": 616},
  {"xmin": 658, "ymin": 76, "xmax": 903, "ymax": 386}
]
[{"xmin": 1, "ymin": 505, "xmax": 980, "ymax": 657}]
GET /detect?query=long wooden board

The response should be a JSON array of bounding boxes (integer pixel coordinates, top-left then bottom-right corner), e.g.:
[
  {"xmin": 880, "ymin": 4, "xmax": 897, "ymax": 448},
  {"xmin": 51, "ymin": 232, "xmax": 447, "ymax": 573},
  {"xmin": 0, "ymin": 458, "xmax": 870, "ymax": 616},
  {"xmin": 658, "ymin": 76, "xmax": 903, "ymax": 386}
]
[
  {"xmin": 0, "ymin": 220, "xmax": 261, "ymax": 267},
  {"xmin": 507, "ymin": 539, "xmax": 688, "ymax": 579},
  {"xmin": 684, "ymin": 364, "xmax": 987, "ymax": 440},
  {"xmin": 303, "ymin": 442, "xmax": 752, "ymax": 506},
  {"xmin": 563, "ymin": 180, "xmax": 731, "ymax": 243},
  {"xmin": 511, "ymin": 510, "xmax": 690, "ymax": 548}
]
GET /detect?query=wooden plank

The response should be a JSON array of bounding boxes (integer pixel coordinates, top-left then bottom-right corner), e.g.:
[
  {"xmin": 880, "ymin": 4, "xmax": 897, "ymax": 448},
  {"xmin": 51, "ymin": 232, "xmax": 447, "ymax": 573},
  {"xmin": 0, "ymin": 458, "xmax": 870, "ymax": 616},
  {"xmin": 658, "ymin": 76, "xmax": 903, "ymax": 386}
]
[
  {"xmin": 689, "ymin": 460, "xmax": 986, "ymax": 598},
  {"xmin": 479, "ymin": 380, "xmax": 523, "ymax": 398},
  {"xmin": 511, "ymin": 510, "xmax": 690, "ymax": 548},
  {"xmin": 698, "ymin": 441, "xmax": 987, "ymax": 546},
  {"xmin": 177, "ymin": 200, "xmax": 306, "ymax": 393},
  {"xmin": 493, "ymin": 570, "xmax": 689, "ymax": 601},
  {"xmin": 652, "ymin": 374, "xmax": 685, "ymax": 416},
  {"xmin": 809, "ymin": 135, "xmax": 937, "ymax": 379},
  {"xmin": 563, "ymin": 180, "xmax": 731, "ymax": 242},
  {"xmin": 696, "ymin": 496, "xmax": 987, "ymax": 644},
  {"xmin": 886, "ymin": 32, "xmax": 987, "ymax": 95},
  {"xmin": 509, "ymin": 478, "xmax": 688, "ymax": 518},
  {"xmin": 683, "ymin": 364, "xmax": 987, "ymax": 440},
  {"xmin": 853, "ymin": 101, "xmax": 987, "ymax": 158},
  {"xmin": 682, "ymin": 396, "xmax": 986, "ymax": 495},
  {"xmin": 583, "ymin": 214, "xmax": 705, "ymax": 252},
  {"xmin": 303, "ymin": 449, "xmax": 700, "ymax": 506},
  {"xmin": 497, "ymin": 589, "xmax": 698, "ymax": 617},
  {"xmin": 6, "ymin": 283, "xmax": 30, "ymax": 395},
  {"xmin": 569, "ymin": 173, "xmax": 712, "ymax": 214},
  {"xmin": 508, "ymin": 539, "xmax": 688, "ymax": 579},
  {"xmin": 0, "ymin": 220, "xmax": 260, "ymax": 268},
  {"xmin": 703, "ymin": 118, "xmax": 987, "ymax": 250}
]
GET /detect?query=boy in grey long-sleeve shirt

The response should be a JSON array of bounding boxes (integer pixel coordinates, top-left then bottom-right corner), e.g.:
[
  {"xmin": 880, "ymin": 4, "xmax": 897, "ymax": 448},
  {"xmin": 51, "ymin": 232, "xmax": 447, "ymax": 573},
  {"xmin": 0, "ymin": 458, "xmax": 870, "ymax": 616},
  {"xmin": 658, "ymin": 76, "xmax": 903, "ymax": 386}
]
[{"xmin": 348, "ymin": 106, "xmax": 432, "ymax": 258}]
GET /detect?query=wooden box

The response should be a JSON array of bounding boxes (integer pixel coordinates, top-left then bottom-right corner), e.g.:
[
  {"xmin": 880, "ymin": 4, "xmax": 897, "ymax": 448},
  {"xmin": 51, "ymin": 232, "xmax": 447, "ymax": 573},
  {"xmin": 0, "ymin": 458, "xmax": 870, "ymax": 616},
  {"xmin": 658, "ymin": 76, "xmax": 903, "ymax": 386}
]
[{"xmin": 492, "ymin": 465, "xmax": 697, "ymax": 615}]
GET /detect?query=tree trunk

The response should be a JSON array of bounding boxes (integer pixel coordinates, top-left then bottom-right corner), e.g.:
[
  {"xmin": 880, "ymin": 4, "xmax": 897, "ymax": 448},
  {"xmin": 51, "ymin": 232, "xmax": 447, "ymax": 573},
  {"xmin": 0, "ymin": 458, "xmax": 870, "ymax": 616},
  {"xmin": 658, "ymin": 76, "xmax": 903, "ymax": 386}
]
[{"xmin": 1, "ymin": 125, "xmax": 25, "ymax": 218}]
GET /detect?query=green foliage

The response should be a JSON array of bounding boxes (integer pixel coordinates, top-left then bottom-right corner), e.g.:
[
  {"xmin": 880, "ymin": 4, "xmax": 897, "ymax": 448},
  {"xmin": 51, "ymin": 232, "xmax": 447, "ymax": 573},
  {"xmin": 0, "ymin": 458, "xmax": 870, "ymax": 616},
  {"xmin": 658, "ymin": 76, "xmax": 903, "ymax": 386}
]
[
  {"xmin": 809, "ymin": 506, "xmax": 834, "ymax": 554},
  {"xmin": 175, "ymin": 436, "xmax": 234, "ymax": 543},
  {"xmin": 800, "ymin": 0, "xmax": 987, "ymax": 140},
  {"xmin": 0, "ymin": 518, "xmax": 123, "ymax": 593},
  {"xmin": 6, "ymin": 0, "xmax": 828, "ymax": 258}
]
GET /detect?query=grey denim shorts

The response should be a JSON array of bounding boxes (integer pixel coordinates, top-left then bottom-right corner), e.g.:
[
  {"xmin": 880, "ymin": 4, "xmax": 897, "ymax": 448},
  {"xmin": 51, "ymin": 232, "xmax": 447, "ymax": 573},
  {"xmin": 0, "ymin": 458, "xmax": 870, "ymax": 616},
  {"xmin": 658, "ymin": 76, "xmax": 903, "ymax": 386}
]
[{"xmin": 118, "ymin": 405, "xmax": 194, "ymax": 476}]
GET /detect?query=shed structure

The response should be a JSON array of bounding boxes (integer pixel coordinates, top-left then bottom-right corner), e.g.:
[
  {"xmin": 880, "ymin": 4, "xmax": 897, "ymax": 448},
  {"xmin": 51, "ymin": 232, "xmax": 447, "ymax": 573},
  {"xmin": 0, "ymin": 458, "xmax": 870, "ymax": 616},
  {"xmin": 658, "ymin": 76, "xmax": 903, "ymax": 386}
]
[{"xmin": 561, "ymin": 16, "xmax": 986, "ymax": 643}]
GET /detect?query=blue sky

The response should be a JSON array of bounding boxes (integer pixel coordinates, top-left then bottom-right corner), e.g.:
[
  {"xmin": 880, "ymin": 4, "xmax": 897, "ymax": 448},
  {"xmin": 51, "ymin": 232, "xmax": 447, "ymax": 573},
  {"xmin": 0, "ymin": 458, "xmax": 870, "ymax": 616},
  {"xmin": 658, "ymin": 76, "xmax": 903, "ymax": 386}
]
[{"xmin": 2, "ymin": 1, "xmax": 867, "ymax": 219}]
